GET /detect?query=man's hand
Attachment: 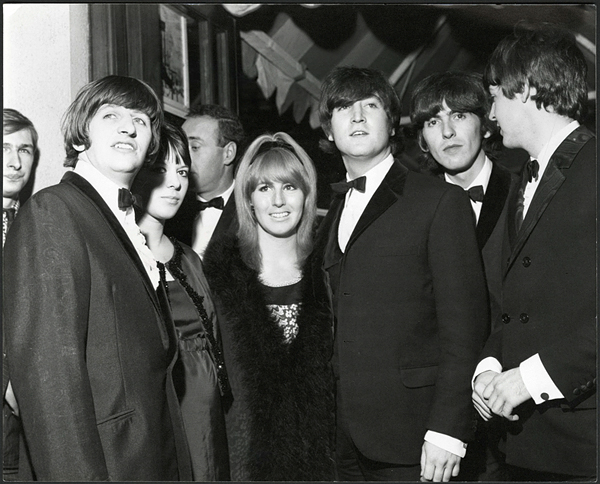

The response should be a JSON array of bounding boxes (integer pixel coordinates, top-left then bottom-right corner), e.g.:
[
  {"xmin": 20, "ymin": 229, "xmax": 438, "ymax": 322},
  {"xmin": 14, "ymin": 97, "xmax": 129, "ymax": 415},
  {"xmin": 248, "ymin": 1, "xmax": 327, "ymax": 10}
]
[
  {"xmin": 472, "ymin": 370, "xmax": 498, "ymax": 421},
  {"xmin": 483, "ymin": 367, "xmax": 531, "ymax": 421},
  {"xmin": 420, "ymin": 441, "xmax": 461, "ymax": 482}
]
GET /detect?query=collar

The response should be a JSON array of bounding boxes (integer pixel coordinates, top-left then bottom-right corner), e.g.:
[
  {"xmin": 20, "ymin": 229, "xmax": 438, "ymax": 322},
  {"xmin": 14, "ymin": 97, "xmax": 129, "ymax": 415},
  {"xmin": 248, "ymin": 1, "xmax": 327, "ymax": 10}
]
[
  {"xmin": 198, "ymin": 180, "xmax": 235, "ymax": 203},
  {"xmin": 3, "ymin": 199, "xmax": 19, "ymax": 211},
  {"xmin": 73, "ymin": 155, "xmax": 130, "ymax": 222},
  {"xmin": 467, "ymin": 156, "xmax": 493, "ymax": 193},
  {"xmin": 346, "ymin": 153, "xmax": 394, "ymax": 200},
  {"xmin": 535, "ymin": 120, "xmax": 580, "ymax": 171}
]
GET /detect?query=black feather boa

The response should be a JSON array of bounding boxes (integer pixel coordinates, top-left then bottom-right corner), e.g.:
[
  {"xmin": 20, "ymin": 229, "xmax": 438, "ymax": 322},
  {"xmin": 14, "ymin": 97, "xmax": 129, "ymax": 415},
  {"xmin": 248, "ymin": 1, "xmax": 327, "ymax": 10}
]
[{"xmin": 203, "ymin": 236, "xmax": 335, "ymax": 481}]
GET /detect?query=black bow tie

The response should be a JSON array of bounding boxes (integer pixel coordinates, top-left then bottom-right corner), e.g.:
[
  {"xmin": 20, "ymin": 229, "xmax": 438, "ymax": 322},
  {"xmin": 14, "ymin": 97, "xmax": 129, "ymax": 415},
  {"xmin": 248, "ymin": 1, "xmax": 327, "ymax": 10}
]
[
  {"xmin": 330, "ymin": 176, "xmax": 367, "ymax": 195},
  {"xmin": 524, "ymin": 159, "xmax": 539, "ymax": 183},
  {"xmin": 118, "ymin": 188, "xmax": 136, "ymax": 211},
  {"xmin": 197, "ymin": 196, "xmax": 224, "ymax": 211},
  {"xmin": 466, "ymin": 185, "xmax": 484, "ymax": 203}
]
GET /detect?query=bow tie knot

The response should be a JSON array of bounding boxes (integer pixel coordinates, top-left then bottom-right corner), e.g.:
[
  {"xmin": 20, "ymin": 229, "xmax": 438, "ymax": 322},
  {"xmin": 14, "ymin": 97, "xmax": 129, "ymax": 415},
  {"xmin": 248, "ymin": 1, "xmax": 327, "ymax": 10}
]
[
  {"xmin": 330, "ymin": 176, "xmax": 367, "ymax": 195},
  {"xmin": 118, "ymin": 188, "xmax": 136, "ymax": 211},
  {"xmin": 466, "ymin": 185, "xmax": 484, "ymax": 203},
  {"xmin": 524, "ymin": 159, "xmax": 539, "ymax": 183},
  {"xmin": 197, "ymin": 196, "xmax": 224, "ymax": 211}
]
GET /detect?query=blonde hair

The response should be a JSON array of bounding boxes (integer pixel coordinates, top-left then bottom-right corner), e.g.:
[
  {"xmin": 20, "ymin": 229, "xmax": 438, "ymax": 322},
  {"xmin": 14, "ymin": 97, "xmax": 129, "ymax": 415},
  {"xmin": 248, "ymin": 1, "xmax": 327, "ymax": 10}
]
[{"xmin": 235, "ymin": 132, "xmax": 318, "ymax": 271}]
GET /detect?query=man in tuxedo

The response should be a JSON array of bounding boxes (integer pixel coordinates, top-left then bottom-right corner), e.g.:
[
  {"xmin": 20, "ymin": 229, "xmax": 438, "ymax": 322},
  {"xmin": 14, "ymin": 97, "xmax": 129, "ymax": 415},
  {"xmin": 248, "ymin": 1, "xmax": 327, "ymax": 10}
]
[
  {"xmin": 472, "ymin": 24, "xmax": 596, "ymax": 481},
  {"xmin": 3, "ymin": 108, "xmax": 38, "ymax": 481},
  {"xmin": 165, "ymin": 104, "xmax": 245, "ymax": 258},
  {"xmin": 313, "ymin": 66, "xmax": 488, "ymax": 481},
  {"xmin": 410, "ymin": 71, "xmax": 513, "ymax": 480},
  {"xmin": 3, "ymin": 76, "xmax": 191, "ymax": 481}
]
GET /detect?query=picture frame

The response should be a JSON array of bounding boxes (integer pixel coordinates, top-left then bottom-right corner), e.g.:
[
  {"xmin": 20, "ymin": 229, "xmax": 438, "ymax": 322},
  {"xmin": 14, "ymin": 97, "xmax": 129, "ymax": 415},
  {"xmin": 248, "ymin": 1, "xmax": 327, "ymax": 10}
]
[{"xmin": 160, "ymin": 5, "xmax": 190, "ymax": 117}]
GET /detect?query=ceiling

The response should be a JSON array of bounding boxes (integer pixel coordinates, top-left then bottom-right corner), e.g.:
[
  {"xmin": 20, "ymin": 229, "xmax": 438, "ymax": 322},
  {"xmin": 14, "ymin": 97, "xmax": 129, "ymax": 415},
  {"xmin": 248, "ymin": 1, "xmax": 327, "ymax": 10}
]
[{"xmin": 227, "ymin": 3, "xmax": 596, "ymax": 129}]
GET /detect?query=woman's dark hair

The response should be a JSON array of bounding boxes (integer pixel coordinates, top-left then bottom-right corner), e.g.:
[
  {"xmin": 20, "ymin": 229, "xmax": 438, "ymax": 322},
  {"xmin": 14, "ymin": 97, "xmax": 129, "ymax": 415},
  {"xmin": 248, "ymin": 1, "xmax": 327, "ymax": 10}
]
[
  {"xmin": 483, "ymin": 23, "xmax": 588, "ymax": 122},
  {"xmin": 153, "ymin": 121, "xmax": 191, "ymax": 167},
  {"xmin": 61, "ymin": 75, "xmax": 163, "ymax": 167},
  {"xmin": 409, "ymin": 71, "xmax": 501, "ymax": 172},
  {"xmin": 318, "ymin": 66, "xmax": 403, "ymax": 155}
]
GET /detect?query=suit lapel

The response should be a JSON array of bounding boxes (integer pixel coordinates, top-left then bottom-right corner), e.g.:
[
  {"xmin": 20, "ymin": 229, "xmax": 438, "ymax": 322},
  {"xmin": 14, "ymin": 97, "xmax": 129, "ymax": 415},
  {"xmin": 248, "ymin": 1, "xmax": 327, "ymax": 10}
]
[
  {"xmin": 63, "ymin": 172, "xmax": 165, "ymax": 322},
  {"xmin": 213, "ymin": 195, "xmax": 236, "ymax": 241},
  {"xmin": 477, "ymin": 164, "xmax": 511, "ymax": 250},
  {"xmin": 504, "ymin": 126, "xmax": 593, "ymax": 274},
  {"xmin": 345, "ymin": 160, "xmax": 407, "ymax": 251},
  {"xmin": 317, "ymin": 196, "xmax": 344, "ymax": 271}
]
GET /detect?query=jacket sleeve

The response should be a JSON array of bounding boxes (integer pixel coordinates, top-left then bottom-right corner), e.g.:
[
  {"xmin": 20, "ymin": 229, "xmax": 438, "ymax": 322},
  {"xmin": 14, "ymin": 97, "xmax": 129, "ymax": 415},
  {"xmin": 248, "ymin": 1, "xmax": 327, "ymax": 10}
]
[
  {"xmin": 3, "ymin": 192, "xmax": 109, "ymax": 481},
  {"xmin": 426, "ymin": 186, "xmax": 489, "ymax": 442}
]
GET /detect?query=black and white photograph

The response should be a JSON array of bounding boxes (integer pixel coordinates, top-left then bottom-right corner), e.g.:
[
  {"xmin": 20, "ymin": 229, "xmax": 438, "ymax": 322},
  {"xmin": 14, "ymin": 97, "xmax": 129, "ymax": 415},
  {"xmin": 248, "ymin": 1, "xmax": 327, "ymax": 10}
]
[{"xmin": 3, "ymin": 3, "xmax": 597, "ymax": 482}]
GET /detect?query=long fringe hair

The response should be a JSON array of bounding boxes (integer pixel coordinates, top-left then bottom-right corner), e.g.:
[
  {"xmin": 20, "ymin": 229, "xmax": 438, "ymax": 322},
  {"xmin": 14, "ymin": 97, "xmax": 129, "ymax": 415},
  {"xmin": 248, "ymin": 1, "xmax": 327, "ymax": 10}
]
[{"xmin": 235, "ymin": 132, "xmax": 318, "ymax": 272}]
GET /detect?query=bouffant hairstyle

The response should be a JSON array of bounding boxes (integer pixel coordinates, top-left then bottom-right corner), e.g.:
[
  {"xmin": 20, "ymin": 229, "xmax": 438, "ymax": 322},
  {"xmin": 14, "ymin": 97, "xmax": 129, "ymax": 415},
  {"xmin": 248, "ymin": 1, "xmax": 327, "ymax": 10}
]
[{"xmin": 235, "ymin": 132, "xmax": 317, "ymax": 271}]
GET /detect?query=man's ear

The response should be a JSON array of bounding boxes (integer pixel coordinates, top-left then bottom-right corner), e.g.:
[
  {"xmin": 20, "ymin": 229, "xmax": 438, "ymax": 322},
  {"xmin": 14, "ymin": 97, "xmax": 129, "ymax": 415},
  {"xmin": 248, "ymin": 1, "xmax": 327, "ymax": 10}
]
[
  {"xmin": 223, "ymin": 141, "xmax": 237, "ymax": 166},
  {"xmin": 483, "ymin": 130, "xmax": 492, "ymax": 139},
  {"xmin": 519, "ymin": 82, "xmax": 537, "ymax": 103}
]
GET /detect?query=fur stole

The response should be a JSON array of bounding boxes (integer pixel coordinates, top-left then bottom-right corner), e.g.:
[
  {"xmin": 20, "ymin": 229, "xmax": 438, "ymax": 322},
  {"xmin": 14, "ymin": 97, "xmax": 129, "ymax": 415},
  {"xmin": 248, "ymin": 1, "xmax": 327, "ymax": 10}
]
[{"xmin": 203, "ymin": 236, "xmax": 335, "ymax": 481}]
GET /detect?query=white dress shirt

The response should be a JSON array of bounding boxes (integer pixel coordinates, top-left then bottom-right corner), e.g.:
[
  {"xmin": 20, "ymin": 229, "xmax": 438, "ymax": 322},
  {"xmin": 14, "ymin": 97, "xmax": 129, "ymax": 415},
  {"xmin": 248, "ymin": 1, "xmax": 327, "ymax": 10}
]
[
  {"xmin": 192, "ymin": 181, "xmax": 234, "ymax": 259},
  {"xmin": 445, "ymin": 156, "xmax": 493, "ymax": 224},
  {"xmin": 74, "ymin": 156, "xmax": 160, "ymax": 289},
  {"xmin": 338, "ymin": 154, "xmax": 467, "ymax": 457},
  {"xmin": 338, "ymin": 154, "xmax": 394, "ymax": 252},
  {"xmin": 473, "ymin": 121, "xmax": 581, "ymax": 404}
]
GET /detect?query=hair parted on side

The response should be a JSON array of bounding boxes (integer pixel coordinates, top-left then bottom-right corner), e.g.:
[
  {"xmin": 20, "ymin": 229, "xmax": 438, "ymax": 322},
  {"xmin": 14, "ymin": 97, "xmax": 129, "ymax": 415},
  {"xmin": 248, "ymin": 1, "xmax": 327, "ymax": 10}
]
[
  {"xmin": 61, "ymin": 75, "xmax": 164, "ymax": 168},
  {"xmin": 409, "ymin": 71, "xmax": 502, "ymax": 172},
  {"xmin": 187, "ymin": 104, "xmax": 246, "ymax": 162},
  {"xmin": 483, "ymin": 22, "xmax": 588, "ymax": 122},
  {"xmin": 235, "ymin": 132, "xmax": 318, "ymax": 272},
  {"xmin": 318, "ymin": 66, "xmax": 403, "ymax": 156},
  {"xmin": 3, "ymin": 108, "xmax": 39, "ymax": 155}
]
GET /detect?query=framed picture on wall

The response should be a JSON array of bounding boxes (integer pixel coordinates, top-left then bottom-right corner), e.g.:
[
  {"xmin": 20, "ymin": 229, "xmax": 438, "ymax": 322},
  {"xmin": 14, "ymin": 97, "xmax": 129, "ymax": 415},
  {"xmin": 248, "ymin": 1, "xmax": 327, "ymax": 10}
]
[{"xmin": 160, "ymin": 5, "xmax": 190, "ymax": 117}]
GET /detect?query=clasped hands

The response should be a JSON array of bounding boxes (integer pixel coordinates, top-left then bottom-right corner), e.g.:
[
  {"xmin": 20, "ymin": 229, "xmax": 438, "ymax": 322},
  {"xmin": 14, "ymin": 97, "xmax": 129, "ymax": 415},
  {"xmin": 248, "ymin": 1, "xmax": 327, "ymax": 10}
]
[{"xmin": 472, "ymin": 368, "xmax": 531, "ymax": 421}]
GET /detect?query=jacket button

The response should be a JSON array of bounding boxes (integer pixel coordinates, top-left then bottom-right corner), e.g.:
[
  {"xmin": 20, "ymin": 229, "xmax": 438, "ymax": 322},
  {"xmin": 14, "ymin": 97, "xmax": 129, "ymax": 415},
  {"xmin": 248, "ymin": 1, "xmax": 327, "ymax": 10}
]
[
  {"xmin": 587, "ymin": 381, "xmax": 594, "ymax": 388},
  {"xmin": 519, "ymin": 313, "xmax": 529, "ymax": 323},
  {"xmin": 580, "ymin": 384, "xmax": 588, "ymax": 392},
  {"xmin": 501, "ymin": 313, "xmax": 511, "ymax": 324},
  {"xmin": 573, "ymin": 388, "xmax": 581, "ymax": 395},
  {"xmin": 522, "ymin": 256, "xmax": 531, "ymax": 267}
]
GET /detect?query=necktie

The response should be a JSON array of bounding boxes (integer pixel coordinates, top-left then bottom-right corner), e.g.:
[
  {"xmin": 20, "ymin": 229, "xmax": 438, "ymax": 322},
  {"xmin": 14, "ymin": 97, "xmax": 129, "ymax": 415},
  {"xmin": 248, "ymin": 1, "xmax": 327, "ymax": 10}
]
[
  {"xmin": 197, "ymin": 197, "xmax": 224, "ymax": 211},
  {"xmin": 118, "ymin": 188, "xmax": 136, "ymax": 211},
  {"xmin": 466, "ymin": 185, "xmax": 484, "ymax": 203},
  {"xmin": 330, "ymin": 176, "xmax": 366, "ymax": 195},
  {"xmin": 515, "ymin": 159, "xmax": 539, "ymax": 231},
  {"xmin": 3, "ymin": 208, "xmax": 16, "ymax": 223}
]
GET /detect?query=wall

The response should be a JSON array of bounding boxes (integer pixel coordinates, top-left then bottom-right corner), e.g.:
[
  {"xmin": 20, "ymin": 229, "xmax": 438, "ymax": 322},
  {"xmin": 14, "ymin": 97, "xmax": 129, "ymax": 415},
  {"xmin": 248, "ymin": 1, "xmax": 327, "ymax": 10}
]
[{"xmin": 3, "ymin": 3, "xmax": 90, "ymax": 195}]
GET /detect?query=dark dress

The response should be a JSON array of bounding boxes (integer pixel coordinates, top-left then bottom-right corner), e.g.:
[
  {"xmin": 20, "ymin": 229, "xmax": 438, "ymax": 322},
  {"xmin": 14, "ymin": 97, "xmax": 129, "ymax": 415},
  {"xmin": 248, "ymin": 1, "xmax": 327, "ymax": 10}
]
[
  {"xmin": 160, "ymin": 239, "xmax": 230, "ymax": 481},
  {"xmin": 203, "ymin": 236, "xmax": 335, "ymax": 481}
]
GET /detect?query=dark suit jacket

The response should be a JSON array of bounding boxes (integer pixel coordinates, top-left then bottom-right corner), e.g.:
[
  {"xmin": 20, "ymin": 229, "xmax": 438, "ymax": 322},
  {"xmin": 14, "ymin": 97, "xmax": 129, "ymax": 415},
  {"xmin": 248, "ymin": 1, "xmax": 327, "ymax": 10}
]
[
  {"xmin": 313, "ymin": 160, "xmax": 489, "ymax": 465},
  {"xmin": 477, "ymin": 162, "xmax": 512, "ymax": 251},
  {"xmin": 165, "ymin": 189, "xmax": 238, "ymax": 252},
  {"xmin": 480, "ymin": 126, "xmax": 596, "ymax": 476},
  {"xmin": 3, "ymin": 171, "xmax": 192, "ymax": 481}
]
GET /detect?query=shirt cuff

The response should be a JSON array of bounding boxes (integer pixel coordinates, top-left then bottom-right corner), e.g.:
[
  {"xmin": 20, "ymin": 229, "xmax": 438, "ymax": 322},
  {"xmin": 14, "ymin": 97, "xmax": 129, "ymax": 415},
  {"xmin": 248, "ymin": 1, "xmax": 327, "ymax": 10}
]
[
  {"xmin": 424, "ymin": 431, "xmax": 467, "ymax": 458},
  {"xmin": 519, "ymin": 353, "xmax": 564, "ymax": 404},
  {"xmin": 472, "ymin": 357, "xmax": 503, "ymax": 388}
]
